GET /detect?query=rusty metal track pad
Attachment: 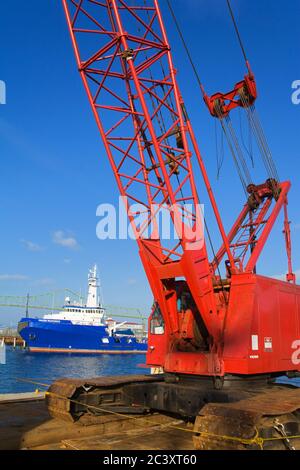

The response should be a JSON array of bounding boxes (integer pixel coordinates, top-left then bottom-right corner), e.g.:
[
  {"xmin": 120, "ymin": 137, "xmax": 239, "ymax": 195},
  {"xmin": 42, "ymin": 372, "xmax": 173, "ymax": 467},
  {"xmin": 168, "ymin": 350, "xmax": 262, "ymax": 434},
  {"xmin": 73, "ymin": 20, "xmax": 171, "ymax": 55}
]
[
  {"xmin": 46, "ymin": 375, "xmax": 163, "ymax": 423},
  {"xmin": 194, "ymin": 387, "xmax": 300, "ymax": 450}
]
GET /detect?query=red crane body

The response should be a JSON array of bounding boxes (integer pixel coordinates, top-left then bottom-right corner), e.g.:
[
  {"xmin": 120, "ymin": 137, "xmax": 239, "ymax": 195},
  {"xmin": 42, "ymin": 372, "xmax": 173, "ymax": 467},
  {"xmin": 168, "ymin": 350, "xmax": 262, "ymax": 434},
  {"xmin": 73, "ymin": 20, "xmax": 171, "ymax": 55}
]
[{"xmin": 62, "ymin": 0, "xmax": 300, "ymax": 380}]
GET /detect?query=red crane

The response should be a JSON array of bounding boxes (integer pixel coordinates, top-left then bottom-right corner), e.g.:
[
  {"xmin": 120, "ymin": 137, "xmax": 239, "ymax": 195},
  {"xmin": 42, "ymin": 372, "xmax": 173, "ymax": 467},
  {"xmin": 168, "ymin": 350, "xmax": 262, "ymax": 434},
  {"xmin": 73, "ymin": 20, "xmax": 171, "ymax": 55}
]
[{"xmin": 47, "ymin": 0, "xmax": 300, "ymax": 449}]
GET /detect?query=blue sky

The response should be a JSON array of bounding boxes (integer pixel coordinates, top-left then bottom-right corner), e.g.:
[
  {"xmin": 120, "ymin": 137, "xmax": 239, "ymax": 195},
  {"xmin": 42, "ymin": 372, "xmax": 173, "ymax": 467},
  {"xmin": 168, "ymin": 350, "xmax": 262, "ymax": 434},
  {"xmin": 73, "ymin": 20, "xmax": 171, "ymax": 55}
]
[{"xmin": 0, "ymin": 0, "xmax": 299, "ymax": 326}]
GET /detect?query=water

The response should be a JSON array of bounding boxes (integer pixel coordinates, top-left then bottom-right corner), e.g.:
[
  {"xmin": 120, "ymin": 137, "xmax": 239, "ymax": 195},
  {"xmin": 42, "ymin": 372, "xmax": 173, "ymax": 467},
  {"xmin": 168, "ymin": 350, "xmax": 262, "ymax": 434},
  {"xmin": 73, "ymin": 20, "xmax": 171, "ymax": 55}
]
[
  {"xmin": 0, "ymin": 347, "xmax": 147, "ymax": 393},
  {"xmin": 277, "ymin": 376, "xmax": 300, "ymax": 387},
  {"xmin": 1, "ymin": 347, "xmax": 299, "ymax": 394}
]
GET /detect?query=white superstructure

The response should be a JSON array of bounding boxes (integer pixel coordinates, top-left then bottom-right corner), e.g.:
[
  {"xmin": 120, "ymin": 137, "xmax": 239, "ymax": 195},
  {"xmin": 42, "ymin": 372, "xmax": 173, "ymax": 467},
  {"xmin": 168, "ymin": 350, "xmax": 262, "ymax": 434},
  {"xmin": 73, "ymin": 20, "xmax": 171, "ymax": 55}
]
[{"xmin": 43, "ymin": 265, "xmax": 106, "ymax": 326}]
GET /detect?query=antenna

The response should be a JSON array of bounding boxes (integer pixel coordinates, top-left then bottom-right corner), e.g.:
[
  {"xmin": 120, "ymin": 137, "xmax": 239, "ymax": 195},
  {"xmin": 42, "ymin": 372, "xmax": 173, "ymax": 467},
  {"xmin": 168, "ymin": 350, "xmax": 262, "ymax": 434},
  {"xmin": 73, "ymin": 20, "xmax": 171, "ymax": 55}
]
[{"xmin": 25, "ymin": 293, "xmax": 30, "ymax": 319}]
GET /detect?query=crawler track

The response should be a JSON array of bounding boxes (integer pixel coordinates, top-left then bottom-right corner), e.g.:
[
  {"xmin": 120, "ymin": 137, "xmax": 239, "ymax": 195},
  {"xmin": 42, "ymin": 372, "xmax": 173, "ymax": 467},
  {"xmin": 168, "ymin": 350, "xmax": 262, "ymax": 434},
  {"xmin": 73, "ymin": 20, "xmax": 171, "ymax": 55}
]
[
  {"xmin": 46, "ymin": 375, "xmax": 300, "ymax": 450},
  {"xmin": 194, "ymin": 388, "xmax": 300, "ymax": 450},
  {"xmin": 46, "ymin": 375, "xmax": 162, "ymax": 423}
]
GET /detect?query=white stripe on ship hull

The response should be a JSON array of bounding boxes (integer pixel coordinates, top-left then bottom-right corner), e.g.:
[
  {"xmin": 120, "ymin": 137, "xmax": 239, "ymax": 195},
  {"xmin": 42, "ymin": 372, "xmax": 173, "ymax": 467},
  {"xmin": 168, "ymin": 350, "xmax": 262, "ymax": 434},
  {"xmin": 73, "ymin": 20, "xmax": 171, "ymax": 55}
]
[{"xmin": 29, "ymin": 347, "xmax": 146, "ymax": 355}]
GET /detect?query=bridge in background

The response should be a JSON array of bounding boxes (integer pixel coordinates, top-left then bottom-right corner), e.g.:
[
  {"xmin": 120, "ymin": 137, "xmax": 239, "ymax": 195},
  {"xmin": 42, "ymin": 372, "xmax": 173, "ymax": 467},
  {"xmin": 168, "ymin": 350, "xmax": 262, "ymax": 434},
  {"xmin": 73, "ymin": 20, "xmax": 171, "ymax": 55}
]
[{"xmin": 0, "ymin": 290, "xmax": 148, "ymax": 323}]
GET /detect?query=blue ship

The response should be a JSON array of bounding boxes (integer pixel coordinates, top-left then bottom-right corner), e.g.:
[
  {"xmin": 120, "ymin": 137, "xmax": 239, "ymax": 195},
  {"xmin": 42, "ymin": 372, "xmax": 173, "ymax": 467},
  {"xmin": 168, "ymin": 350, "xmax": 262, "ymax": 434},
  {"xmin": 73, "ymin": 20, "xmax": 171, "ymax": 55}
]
[{"xmin": 18, "ymin": 266, "xmax": 147, "ymax": 354}]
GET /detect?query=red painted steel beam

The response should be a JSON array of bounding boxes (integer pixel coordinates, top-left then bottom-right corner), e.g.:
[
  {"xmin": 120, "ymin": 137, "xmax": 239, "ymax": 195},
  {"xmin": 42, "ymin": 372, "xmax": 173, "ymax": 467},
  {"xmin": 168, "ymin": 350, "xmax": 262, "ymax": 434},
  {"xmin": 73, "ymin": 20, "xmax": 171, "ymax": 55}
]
[
  {"xmin": 246, "ymin": 181, "xmax": 291, "ymax": 272},
  {"xmin": 283, "ymin": 199, "xmax": 296, "ymax": 283},
  {"xmin": 204, "ymin": 73, "xmax": 257, "ymax": 118}
]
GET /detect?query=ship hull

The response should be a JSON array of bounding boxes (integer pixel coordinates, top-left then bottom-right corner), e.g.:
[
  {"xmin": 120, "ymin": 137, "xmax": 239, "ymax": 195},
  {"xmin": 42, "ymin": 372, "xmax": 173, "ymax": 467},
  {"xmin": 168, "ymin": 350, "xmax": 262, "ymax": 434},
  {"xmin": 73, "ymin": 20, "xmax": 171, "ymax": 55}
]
[{"xmin": 18, "ymin": 318, "xmax": 147, "ymax": 354}]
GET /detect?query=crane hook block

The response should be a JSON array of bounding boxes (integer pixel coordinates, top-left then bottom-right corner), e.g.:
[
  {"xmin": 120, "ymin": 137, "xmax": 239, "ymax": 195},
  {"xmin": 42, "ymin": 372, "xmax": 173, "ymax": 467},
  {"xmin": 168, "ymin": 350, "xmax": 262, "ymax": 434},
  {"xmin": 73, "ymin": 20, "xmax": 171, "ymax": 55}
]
[{"xmin": 203, "ymin": 73, "xmax": 257, "ymax": 118}]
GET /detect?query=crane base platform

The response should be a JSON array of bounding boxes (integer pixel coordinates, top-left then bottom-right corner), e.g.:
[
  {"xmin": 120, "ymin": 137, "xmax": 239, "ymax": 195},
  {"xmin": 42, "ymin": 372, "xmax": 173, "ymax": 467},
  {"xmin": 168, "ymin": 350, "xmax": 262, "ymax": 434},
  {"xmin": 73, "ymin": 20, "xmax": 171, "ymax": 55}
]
[{"xmin": 46, "ymin": 374, "xmax": 300, "ymax": 450}]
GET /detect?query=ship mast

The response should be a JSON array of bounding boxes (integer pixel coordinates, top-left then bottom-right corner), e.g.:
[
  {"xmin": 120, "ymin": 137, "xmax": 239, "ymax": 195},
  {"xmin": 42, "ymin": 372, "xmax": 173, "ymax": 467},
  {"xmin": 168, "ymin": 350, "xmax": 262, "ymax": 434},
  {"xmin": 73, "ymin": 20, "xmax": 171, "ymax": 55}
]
[{"xmin": 86, "ymin": 265, "xmax": 100, "ymax": 308}]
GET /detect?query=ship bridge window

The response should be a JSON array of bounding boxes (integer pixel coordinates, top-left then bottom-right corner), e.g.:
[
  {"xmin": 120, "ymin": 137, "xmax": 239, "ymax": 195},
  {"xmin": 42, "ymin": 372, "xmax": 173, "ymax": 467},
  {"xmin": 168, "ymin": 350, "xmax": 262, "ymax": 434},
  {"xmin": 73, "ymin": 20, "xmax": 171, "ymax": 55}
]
[{"xmin": 17, "ymin": 321, "xmax": 29, "ymax": 332}]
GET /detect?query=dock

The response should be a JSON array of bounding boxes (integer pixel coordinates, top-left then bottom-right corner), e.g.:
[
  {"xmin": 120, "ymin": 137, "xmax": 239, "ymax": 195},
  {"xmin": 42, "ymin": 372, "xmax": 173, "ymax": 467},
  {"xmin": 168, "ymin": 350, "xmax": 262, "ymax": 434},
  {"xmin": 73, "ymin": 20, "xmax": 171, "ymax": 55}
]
[
  {"xmin": 0, "ymin": 394, "xmax": 194, "ymax": 450},
  {"xmin": 0, "ymin": 336, "xmax": 26, "ymax": 348},
  {"xmin": 0, "ymin": 328, "xmax": 26, "ymax": 348}
]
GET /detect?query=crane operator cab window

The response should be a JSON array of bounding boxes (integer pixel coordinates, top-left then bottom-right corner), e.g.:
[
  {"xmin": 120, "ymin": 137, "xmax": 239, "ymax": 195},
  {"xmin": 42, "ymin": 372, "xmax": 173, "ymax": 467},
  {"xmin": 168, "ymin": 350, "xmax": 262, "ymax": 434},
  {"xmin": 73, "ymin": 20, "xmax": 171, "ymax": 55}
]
[{"xmin": 150, "ymin": 304, "xmax": 165, "ymax": 335}]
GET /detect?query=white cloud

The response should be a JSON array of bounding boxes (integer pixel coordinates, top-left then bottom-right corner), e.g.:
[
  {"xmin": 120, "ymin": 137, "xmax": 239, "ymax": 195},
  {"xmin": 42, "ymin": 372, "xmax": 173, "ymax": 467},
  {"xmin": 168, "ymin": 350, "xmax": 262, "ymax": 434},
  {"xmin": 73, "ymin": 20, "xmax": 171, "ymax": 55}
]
[
  {"xmin": 273, "ymin": 269, "xmax": 300, "ymax": 283},
  {"xmin": 293, "ymin": 269, "xmax": 300, "ymax": 282},
  {"xmin": 52, "ymin": 231, "xmax": 79, "ymax": 250},
  {"xmin": 20, "ymin": 239, "xmax": 44, "ymax": 252},
  {"xmin": 0, "ymin": 274, "xmax": 29, "ymax": 281}
]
